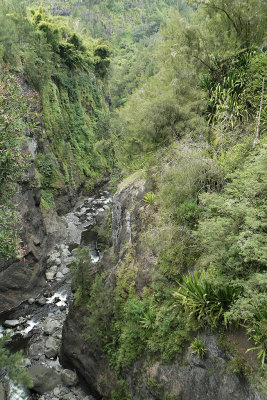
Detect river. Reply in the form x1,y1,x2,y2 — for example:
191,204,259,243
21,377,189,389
0,188,112,400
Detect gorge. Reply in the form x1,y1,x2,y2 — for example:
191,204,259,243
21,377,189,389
0,0,266,399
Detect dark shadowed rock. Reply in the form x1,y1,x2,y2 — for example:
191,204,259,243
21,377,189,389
60,305,116,399
0,184,66,314
60,369,78,387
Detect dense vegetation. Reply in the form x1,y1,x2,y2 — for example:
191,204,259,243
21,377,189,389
0,0,266,397
68,0,267,396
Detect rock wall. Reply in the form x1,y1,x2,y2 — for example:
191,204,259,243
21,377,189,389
61,175,267,400
0,178,67,315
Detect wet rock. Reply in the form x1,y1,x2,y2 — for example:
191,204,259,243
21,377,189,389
28,365,61,394
43,317,61,335
36,297,46,306
45,337,58,358
62,267,69,275
61,369,78,387
3,319,20,328
28,341,43,359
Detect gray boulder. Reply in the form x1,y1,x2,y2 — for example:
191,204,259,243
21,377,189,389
60,369,78,387
43,318,61,335
28,365,61,394
3,319,20,328
45,337,58,358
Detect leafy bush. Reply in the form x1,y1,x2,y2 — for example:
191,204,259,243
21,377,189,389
190,337,207,358
144,192,156,205
197,145,267,278
36,154,57,188
0,334,33,388
70,247,93,305
174,272,241,326
247,306,267,368
0,72,32,259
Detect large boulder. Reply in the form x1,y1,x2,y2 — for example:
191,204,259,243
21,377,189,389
27,365,61,394
45,337,59,359
43,318,61,335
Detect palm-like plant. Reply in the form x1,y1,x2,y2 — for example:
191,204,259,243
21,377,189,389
247,306,267,368
173,272,240,326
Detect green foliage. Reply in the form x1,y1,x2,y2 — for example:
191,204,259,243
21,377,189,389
70,247,93,305
93,210,112,250
0,334,33,388
228,354,252,377
111,379,132,400
173,200,201,228
174,272,241,326
188,0,265,49
190,337,207,357
244,52,267,123
0,71,33,259
247,306,267,368
143,192,156,205
0,3,112,193
94,42,111,78
36,153,57,188
197,145,267,278
40,189,55,211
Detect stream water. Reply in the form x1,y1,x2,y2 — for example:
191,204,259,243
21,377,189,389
0,188,112,400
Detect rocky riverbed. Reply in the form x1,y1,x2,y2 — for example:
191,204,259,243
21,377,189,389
0,188,112,400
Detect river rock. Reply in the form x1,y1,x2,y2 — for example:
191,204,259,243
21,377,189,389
43,317,61,335
48,252,60,262
28,297,35,304
36,297,46,306
46,271,56,281
62,267,69,275
28,365,61,394
56,272,64,279
3,319,20,328
60,369,78,387
45,337,58,358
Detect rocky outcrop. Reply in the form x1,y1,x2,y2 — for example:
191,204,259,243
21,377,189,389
61,304,116,399
125,333,266,400
61,175,267,400
0,179,68,315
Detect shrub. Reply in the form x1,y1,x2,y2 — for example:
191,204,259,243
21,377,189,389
144,192,156,205
190,337,207,358
173,272,241,326
247,306,267,368
70,247,93,305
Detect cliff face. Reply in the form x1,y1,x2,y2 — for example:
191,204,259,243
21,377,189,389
0,154,67,315
61,175,267,400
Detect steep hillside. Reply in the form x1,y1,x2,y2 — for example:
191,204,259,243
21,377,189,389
0,0,266,399
0,2,111,311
